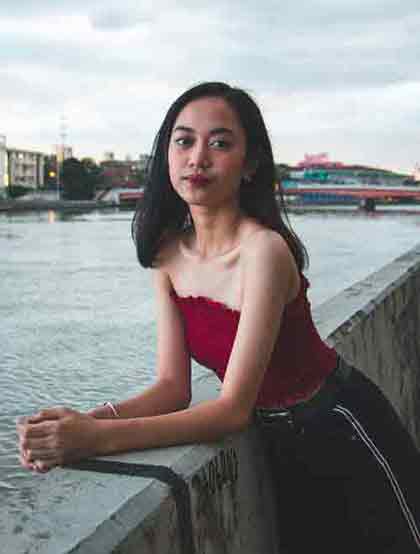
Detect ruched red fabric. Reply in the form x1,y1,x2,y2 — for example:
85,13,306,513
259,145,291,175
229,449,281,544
171,275,337,408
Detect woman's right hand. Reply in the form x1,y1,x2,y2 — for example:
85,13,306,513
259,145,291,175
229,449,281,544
16,408,101,473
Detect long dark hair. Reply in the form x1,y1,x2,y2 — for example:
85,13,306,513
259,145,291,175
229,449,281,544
132,82,308,270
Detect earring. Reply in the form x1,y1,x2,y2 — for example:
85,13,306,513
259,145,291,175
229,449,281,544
243,174,252,184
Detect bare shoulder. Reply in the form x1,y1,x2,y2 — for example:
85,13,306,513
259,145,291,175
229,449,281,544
240,228,300,301
241,227,295,267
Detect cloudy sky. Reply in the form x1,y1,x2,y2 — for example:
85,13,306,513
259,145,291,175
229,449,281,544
1,0,419,173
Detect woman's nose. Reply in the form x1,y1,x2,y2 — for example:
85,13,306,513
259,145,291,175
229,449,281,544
188,142,210,169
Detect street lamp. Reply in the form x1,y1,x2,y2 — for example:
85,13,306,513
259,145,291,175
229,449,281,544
48,170,57,199
56,156,61,200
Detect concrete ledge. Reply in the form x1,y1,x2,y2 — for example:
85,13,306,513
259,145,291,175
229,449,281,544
314,242,420,447
6,376,279,554
5,242,420,553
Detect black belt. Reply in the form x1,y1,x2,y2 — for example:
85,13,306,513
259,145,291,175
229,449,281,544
255,356,353,429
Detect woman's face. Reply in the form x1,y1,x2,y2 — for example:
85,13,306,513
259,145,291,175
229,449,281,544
168,96,249,209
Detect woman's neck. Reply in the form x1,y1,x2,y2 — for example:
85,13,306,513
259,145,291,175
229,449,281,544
188,206,244,260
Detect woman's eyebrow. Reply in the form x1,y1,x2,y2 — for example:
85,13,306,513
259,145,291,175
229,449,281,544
173,125,194,133
209,127,234,136
172,125,234,136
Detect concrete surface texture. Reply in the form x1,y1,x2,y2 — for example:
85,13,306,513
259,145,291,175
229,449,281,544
315,242,420,448
4,242,420,553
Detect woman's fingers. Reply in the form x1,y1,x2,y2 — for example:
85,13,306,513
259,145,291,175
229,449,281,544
33,459,59,473
17,411,66,470
18,453,59,473
18,453,36,471
18,420,57,457
16,408,97,471
17,409,75,446
20,434,53,452
19,421,55,440
18,420,68,463
18,407,71,426
24,446,60,462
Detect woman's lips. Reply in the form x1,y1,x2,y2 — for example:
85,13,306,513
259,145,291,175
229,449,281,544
186,174,210,186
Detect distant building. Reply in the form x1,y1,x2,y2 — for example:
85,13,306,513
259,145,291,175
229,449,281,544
100,158,140,188
103,151,115,162
414,163,420,182
0,135,7,194
7,148,45,188
293,153,408,187
297,152,344,169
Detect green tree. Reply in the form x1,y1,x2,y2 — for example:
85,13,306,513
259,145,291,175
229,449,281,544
61,157,95,200
275,163,292,181
8,185,33,199
81,157,104,190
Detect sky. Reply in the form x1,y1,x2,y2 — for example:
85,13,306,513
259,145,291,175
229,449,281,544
1,0,419,174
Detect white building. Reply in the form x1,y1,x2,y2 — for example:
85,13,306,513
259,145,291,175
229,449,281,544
0,135,7,195
7,148,45,188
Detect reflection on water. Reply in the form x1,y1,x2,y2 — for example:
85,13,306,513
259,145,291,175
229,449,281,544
1,207,420,512
47,209,56,224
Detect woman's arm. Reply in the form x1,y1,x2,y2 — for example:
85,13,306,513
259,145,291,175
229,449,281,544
92,231,297,453
88,379,189,419
89,270,192,419
18,232,297,468
17,267,192,470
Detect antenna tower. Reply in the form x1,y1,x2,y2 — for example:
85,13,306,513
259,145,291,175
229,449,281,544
56,115,68,199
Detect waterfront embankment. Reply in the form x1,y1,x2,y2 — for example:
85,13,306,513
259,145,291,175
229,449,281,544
3,242,420,553
0,199,118,213
1,196,419,214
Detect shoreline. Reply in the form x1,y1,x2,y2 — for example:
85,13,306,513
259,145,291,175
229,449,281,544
1,198,419,216
0,199,119,213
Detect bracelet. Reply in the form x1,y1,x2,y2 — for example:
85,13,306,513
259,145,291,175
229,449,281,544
103,401,120,418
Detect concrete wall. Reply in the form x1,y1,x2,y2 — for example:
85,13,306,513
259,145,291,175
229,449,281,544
0,134,6,193
5,243,420,554
314,242,420,448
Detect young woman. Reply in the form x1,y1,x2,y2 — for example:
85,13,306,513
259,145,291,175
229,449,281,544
17,82,420,552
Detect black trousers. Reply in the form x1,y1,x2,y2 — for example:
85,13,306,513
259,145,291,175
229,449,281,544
261,367,420,553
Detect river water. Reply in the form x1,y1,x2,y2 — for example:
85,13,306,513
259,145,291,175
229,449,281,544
1,206,420,517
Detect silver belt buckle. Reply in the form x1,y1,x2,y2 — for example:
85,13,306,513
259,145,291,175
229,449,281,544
258,409,294,428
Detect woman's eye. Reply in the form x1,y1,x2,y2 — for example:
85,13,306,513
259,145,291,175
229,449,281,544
174,136,193,147
210,139,230,149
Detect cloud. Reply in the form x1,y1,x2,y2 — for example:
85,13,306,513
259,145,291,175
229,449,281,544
0,0,419,172
261,80,420,170
88,7,153,31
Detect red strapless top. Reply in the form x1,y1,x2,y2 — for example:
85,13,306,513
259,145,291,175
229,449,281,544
171,275,337,408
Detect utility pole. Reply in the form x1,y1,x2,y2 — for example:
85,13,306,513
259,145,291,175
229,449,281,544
57,115,67,200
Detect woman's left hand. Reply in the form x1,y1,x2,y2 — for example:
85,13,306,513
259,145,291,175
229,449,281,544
17,408,99,473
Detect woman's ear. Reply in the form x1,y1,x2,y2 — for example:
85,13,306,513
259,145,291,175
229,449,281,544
243,159,258,182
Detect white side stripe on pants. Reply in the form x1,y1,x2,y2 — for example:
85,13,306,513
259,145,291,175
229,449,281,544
333,404,420,549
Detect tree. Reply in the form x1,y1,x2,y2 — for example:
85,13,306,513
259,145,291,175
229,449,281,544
81,157,104,190
61,157,96,200
275,163,292,182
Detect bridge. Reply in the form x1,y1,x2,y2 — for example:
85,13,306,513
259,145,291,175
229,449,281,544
101,184,420,212
281,183,420,211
